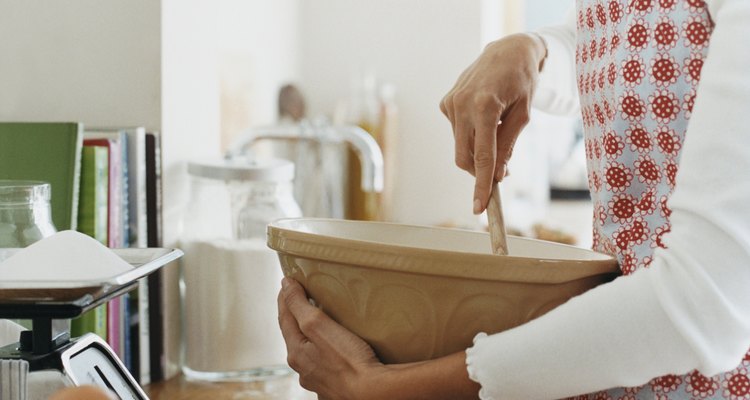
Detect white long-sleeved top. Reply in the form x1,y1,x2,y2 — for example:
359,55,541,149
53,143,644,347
465,1,750,399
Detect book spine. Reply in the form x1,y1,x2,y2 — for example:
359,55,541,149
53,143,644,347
146,132,165,382
122,292,131,371
69,124,84,231
138,278,151,384
126,127,151,384
72,145,109,339
107,297,122,358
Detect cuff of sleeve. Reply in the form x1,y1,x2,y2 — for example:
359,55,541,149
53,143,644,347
466,332,493,400
531,31,579,116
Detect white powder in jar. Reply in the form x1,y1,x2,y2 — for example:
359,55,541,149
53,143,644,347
181,237,287,375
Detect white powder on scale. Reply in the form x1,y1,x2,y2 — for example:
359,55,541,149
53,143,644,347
180,237,287,375
0,230,132,283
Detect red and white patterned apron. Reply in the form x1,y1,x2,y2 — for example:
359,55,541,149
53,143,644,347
573,0,750,398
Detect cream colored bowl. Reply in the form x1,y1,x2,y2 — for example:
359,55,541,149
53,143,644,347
267,218,619,364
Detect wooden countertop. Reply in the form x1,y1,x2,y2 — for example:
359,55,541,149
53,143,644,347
144,373,317,400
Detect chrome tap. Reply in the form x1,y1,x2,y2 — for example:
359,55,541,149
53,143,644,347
227,122,384,193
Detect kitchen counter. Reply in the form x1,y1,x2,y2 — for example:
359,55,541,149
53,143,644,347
144,373,316,400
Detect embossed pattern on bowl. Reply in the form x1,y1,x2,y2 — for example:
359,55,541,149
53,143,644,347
267,218,619,364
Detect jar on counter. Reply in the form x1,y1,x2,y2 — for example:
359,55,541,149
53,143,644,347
0,180,58,330
180,158,301,382
0,180,56,248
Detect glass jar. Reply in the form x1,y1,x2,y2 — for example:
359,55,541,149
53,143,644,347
0,180,57,330
0,180,56,248
180,158,301,382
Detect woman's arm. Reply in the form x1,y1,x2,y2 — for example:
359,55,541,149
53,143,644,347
467,1,750,398
280,2,750,399
533,8,580,116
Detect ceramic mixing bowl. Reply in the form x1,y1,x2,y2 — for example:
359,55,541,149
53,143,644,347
267,218,619,364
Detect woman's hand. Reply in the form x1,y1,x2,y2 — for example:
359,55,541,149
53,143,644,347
278,277,385,399
440,33,547,214
278,277,482,399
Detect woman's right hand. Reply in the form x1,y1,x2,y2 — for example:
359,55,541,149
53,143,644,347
440,33,547,215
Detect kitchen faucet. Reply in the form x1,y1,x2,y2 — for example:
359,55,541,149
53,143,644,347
226,121,385,219
226,122,384,193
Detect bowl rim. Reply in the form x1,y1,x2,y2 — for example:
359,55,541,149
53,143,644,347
267,218,620,284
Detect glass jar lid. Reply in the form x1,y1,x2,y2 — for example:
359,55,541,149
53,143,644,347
187,157,295,182
0,180,51,205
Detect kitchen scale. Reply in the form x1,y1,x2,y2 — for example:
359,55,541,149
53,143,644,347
0,247,182,399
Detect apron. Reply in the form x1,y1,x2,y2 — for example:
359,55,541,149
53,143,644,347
572,0,750,398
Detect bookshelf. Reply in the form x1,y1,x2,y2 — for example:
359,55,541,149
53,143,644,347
0,123,169,387
0,0,221,383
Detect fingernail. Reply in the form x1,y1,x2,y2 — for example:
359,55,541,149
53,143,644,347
473,199,482,215
281,277,289,288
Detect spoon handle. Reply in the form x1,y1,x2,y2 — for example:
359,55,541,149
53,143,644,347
487,183,509,255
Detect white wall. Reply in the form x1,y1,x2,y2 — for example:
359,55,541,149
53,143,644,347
297,0,503,227
161,0,222,245
216,0,300,149
161,0,222,378
0,0,223,246
0,0,161,129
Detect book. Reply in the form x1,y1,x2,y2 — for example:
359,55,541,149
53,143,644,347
83,135,127,249
83,131,129,361
123,127,151,385
82,138,117,249
122,291,131,371
124,127,148,249
0,122,83,231
146,132,165,382
71,145,109,339
76,146,109,244
87,128,152,383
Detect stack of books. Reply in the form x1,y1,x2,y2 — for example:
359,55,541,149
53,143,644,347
0,122,167,384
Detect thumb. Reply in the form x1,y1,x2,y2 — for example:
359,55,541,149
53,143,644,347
281,277,314,319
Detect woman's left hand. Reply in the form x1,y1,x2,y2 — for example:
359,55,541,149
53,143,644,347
277,277,386,399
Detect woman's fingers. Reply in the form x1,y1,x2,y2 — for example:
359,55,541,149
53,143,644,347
277,279,309,356
454,118,475,174
472,114,500,214
277,277,383,398
495,101,531,181
439,34,545,213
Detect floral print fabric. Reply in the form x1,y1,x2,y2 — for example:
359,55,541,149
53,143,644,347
574,0,750,398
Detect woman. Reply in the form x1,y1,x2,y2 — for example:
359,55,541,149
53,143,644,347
278,0,750,398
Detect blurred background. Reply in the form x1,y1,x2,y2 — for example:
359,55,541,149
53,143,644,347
0,0,596,387
0,0,590,248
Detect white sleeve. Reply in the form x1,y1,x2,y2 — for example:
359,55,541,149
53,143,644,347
466,1,750,399
532,8,579,117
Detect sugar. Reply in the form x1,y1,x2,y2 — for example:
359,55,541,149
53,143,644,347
181,237,287,374
0,230,133,283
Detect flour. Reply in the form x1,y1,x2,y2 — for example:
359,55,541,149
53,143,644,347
180,237,287,375
0,230,132,283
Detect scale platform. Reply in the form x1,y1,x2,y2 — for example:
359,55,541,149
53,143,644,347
0,247,183,400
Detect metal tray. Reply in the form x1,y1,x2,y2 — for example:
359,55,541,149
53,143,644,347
0,248,182,318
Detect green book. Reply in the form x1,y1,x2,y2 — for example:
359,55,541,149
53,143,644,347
77,146,109,244
0,122,83,231
71,145,109,339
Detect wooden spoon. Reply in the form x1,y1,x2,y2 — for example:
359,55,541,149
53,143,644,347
486,182,509,255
